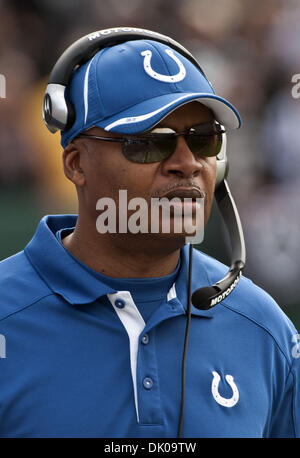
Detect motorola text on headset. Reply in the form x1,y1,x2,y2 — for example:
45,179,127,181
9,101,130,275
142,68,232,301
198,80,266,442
42,26,246,436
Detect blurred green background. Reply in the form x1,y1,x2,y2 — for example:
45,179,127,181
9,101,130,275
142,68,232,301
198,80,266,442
0,0,299,328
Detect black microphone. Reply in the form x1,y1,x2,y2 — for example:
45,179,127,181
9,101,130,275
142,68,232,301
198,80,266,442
192,179,246,310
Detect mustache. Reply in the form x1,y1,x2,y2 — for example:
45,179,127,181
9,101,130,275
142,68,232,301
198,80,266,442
150,180,206,199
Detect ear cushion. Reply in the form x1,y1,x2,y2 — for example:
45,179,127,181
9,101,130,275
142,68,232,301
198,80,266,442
64,98,75,131
43,83,71,133
43,93,52,125
216,159,229,188
215,130,228,188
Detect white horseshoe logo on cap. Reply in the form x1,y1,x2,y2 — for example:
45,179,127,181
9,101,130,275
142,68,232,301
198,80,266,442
211,371,239,407
141,49,186,83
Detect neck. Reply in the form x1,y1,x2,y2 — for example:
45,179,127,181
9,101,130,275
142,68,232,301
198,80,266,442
62,213,183,278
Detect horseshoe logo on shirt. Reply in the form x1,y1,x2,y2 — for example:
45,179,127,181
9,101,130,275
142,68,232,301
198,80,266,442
211,371,239,407
141,49,186,83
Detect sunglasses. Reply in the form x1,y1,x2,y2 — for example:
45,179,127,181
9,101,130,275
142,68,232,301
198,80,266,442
77,122,225,164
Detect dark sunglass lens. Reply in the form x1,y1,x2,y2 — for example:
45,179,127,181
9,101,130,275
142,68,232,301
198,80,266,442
187,133,223,157
122,138,176,163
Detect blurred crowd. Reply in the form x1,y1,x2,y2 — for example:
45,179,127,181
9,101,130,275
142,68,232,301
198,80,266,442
0,0,299,319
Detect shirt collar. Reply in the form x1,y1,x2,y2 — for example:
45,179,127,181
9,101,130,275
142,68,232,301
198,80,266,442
24,215,117,304
24,215,213,317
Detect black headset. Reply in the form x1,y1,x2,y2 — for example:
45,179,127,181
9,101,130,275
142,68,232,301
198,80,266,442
43,26,246,436
43,27,205,133
43,26,246,309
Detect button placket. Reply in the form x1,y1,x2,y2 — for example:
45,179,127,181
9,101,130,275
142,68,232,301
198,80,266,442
107,291,146,423
137,327,163,425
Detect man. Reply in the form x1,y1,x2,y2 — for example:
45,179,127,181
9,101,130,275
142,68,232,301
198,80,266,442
0,29,299,438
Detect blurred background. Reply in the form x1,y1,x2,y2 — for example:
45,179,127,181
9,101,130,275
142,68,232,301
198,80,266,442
0,0,299,327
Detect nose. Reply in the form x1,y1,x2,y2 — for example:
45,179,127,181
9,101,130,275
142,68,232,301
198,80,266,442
161,136,204,179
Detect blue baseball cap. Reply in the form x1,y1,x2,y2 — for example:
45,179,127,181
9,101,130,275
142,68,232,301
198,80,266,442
61,39,241,147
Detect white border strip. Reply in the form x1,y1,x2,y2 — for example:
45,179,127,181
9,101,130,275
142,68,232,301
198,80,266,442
107,291,145,423
83,57,96,124
167,283,177,301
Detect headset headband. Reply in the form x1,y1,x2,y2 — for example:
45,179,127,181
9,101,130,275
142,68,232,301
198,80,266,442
43,27,207,134
47,27,206,86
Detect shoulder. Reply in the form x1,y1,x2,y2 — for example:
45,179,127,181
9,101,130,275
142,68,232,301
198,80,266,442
0,251,52,321
194,248,297,360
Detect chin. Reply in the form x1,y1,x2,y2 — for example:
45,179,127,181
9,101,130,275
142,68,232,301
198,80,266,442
143,231,193,249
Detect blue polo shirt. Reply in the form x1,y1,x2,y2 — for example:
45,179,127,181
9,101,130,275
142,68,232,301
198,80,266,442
0,215,299,438
55,227,181,323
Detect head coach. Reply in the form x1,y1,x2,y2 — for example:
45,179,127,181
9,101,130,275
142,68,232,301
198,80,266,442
0,27,299,438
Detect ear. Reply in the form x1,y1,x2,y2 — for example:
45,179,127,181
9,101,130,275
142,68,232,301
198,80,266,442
63,142,85,187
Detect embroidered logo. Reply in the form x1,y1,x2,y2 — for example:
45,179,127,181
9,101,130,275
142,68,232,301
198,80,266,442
211,371,239,407
141,49,186,83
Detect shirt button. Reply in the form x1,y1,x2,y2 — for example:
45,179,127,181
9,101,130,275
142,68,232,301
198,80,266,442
114,298,126,309
143,377,154,390
141,334,149,345
169,302,177,311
